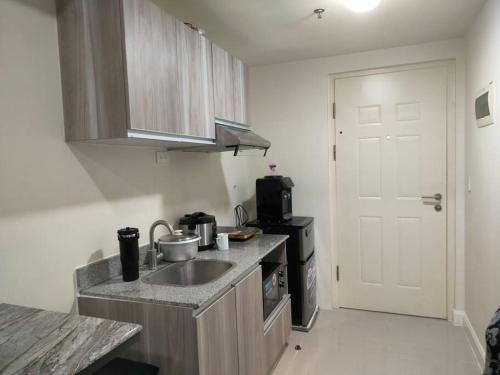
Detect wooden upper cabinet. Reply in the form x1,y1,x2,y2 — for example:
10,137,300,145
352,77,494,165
56,0,129,141
211,43,249,126
176,21,215,139
232,57,248,125
122,0,181,134
212,43,235,122
57,0,215,142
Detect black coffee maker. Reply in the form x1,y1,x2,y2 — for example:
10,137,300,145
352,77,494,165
256,176,294,223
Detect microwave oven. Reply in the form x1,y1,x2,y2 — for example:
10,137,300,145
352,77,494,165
261,261,286,321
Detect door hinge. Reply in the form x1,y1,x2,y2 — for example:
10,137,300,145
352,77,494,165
333,144,336,161
332,103,336,119
336,265,340,282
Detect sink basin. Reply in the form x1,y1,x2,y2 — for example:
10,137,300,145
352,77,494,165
142,259,235,286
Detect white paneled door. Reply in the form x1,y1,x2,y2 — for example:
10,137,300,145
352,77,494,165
335,66,448,318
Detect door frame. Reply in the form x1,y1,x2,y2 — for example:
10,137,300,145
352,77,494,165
328,60,457,320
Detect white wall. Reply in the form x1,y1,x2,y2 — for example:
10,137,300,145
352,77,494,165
249,39,466,310
0,0,252,313
464,0,500,351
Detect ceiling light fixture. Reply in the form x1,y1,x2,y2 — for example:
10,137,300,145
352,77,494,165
313,8,325,19
342,0,381,13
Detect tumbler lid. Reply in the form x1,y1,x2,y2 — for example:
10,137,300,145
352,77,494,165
117,227,140,240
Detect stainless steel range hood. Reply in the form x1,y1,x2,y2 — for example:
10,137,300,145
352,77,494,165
182,123,271,156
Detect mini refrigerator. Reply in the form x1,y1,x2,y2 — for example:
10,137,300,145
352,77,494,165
247,216,319,331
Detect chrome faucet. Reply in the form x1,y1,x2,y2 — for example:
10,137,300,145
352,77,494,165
149,220,175,270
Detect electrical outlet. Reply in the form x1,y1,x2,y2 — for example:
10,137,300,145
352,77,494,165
156,151,169,164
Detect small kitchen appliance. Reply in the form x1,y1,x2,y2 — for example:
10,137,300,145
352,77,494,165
261,261,287,321
117,227,140,282
256,176,294,223
179,212,217,250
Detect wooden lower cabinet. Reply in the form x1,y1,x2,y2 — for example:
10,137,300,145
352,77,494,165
263,298,292,375
78,296,198,375
196,289,239,375
235,267,265,375
78,266,290,375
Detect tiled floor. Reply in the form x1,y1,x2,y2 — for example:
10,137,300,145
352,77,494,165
273,309,482,375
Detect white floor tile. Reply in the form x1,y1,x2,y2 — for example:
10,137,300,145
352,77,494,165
272,309,482,375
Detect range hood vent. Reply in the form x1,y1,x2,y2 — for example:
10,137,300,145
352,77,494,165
182,123,271,156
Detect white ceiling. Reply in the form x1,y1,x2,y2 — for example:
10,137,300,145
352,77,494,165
156,0,486,65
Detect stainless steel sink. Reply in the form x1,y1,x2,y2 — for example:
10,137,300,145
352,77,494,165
142,259,235,286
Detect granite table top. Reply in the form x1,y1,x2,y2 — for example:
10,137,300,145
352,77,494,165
0,303,142,375
79,234,288,311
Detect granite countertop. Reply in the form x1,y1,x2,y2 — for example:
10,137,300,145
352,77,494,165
0,303,142,375
79,234,288,311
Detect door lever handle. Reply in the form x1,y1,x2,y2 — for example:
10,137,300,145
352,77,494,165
421,193,442,201
421,193,443,212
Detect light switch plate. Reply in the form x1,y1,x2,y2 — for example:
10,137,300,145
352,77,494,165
156,151,169,164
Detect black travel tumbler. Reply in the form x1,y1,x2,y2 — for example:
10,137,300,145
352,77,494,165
117,227,140,282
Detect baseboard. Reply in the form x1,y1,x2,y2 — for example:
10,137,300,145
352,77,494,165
463,312,485,372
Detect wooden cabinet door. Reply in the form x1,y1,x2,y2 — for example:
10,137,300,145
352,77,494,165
78,296,198,375
263,298,292,375
212,44,249,126
196,288,238,375
122,0,181,134
212,43,235,122
176,22,215,139
235,267,265,375
56,0,129,141
232,57,248,125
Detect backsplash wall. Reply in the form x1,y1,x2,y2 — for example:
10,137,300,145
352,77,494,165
0,0,252,313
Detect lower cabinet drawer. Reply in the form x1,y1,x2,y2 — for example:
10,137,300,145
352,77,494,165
263,297,292,375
